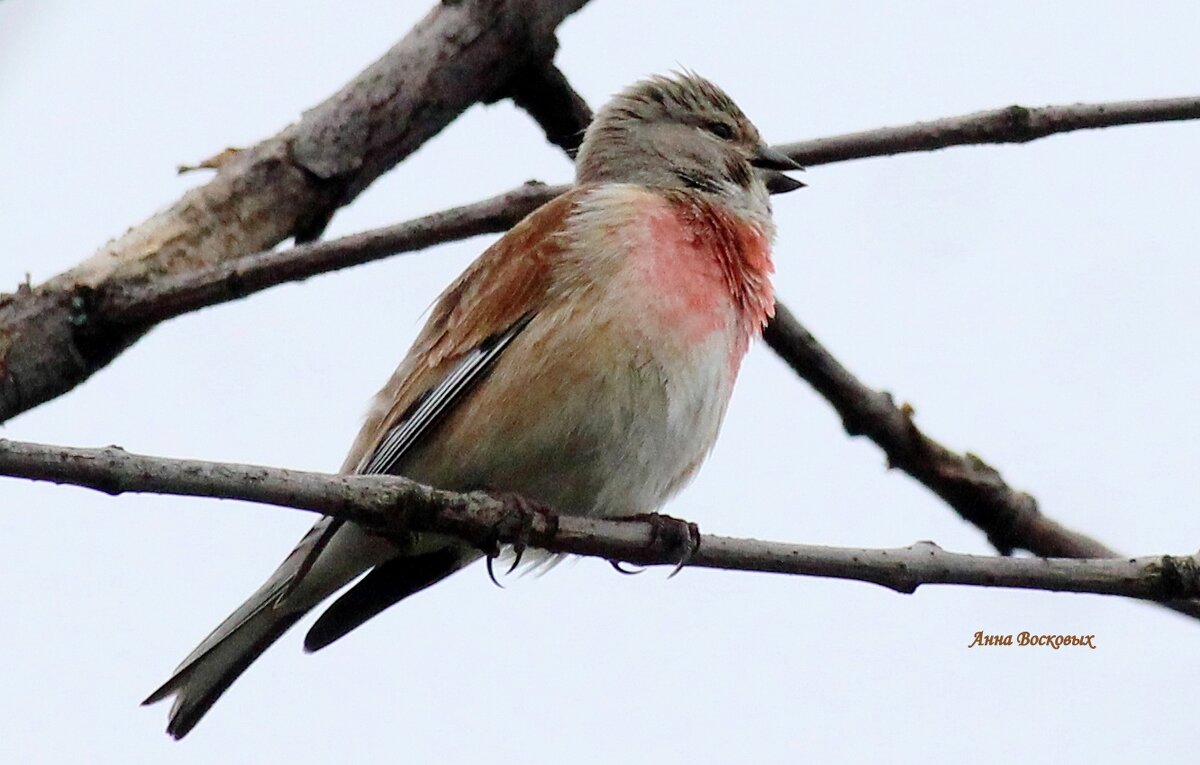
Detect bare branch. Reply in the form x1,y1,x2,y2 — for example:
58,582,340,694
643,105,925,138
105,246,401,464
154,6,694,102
16,89,1186,610
5,67,1198,620
97,183,565,326
762,304,1108,558
777,97,1200,165
506,81,1200,620
498,70,1109,561
2,438,1198,603
762,304,1200,622
508,60,593,156
0,0,590,423
5,93,1196,425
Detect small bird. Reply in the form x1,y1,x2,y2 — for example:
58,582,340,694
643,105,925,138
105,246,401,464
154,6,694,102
144,72,803,738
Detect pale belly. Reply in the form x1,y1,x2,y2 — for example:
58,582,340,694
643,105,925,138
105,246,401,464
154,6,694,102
399,299,740,520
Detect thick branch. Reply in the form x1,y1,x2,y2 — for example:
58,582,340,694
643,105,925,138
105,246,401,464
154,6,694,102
2,438,1198,603
0,0,589,422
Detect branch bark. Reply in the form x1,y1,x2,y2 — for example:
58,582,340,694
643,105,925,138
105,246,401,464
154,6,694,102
2,438,1198,603
96,183,564,326
776,98,1200,165
508,60,594,156
0,0,590,423
756,305,1200,622
761,304,1109,558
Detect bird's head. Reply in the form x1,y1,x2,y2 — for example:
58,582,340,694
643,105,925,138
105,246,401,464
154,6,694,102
575,72,804,215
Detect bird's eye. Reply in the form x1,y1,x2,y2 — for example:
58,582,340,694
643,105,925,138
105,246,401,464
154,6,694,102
706,121,735,140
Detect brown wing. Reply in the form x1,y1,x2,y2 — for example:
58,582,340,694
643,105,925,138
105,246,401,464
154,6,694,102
340,188,582,476
288,190,585,650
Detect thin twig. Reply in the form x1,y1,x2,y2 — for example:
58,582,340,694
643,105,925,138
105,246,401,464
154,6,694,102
2,438,1198,602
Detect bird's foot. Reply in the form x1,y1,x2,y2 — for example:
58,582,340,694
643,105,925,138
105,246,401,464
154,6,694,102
627,512,701,578
481,491,559,583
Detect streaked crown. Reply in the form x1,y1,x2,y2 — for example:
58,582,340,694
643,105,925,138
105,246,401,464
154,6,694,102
575,72,803,208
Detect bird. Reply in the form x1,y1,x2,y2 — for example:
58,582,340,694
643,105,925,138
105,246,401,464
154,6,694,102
143,71,804,738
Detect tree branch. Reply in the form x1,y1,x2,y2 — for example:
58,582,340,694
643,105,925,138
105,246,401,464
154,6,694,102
2,438,1198,603
495,72,1200,620
6,54,1199,616
508,60,593,156
761,304,1109,558
0,0,591,423
32,92,1193,605
776,97,1200,164
758,304,1200,623
95,183,565,326
5,93,1196,425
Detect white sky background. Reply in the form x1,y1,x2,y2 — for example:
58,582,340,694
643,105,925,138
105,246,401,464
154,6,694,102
1,0,1198,761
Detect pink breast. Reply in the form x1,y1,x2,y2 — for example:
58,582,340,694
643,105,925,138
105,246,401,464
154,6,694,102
633,197,775,349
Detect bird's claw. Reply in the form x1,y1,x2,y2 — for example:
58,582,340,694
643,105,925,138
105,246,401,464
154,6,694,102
481,491,559,583
506,545,525,576
480,525,505,589
629,512,701,578
485,554,505,589
609,560,644,575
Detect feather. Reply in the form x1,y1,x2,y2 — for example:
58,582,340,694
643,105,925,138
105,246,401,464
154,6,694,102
358,314,534,476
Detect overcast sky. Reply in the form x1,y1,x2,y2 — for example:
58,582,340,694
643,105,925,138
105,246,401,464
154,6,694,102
2,1,1198,762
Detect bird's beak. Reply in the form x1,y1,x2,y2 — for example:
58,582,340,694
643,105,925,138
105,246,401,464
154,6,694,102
750,145,806,194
